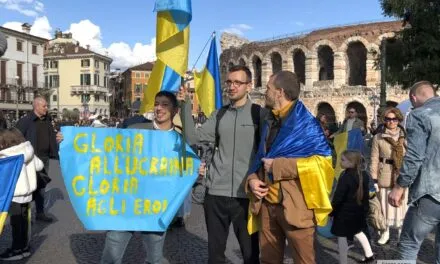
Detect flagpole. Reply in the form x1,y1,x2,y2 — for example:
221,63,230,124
179,32,216,173
188,31,215,75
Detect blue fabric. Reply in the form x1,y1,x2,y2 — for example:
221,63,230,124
347,128,364,153
0,155,24,212
155,0,192,32
161,65,181,92
248,101,331,181
205,36,222,110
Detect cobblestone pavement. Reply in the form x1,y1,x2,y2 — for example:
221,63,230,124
0,160,436,263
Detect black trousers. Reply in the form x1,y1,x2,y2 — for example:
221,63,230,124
34,157,50,214
204,194,259,264
9,202,30,250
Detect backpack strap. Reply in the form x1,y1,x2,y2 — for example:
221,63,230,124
215,105,229,148
250,104,262,152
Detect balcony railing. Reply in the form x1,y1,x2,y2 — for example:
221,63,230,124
71,85,109,94
0,78,45,89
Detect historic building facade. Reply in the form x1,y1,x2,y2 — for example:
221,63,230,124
219,21,407,127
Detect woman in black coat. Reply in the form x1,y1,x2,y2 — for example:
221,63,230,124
330,150,375,264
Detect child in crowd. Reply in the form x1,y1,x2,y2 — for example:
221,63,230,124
330,150,375,264
0,128,43,261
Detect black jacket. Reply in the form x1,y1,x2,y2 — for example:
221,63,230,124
15,112,59,159
330,168,369,238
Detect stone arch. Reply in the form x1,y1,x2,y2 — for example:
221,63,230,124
386,100,398,108
345,101,368,130
313,39,338,54
238,57,247,66
270,52,283,74
339,36,370,53
346,41,367,86
376,32,396,46
316,102,337,125
292,49,306,85
317,45,334,81
251,54,263,88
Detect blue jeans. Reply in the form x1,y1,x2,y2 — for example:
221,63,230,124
399,195,440,263
100,231,166,264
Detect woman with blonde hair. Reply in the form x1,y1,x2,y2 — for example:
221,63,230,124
369,107,407,244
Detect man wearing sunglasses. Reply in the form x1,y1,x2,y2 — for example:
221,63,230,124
337,107,365,134
178,65,264,263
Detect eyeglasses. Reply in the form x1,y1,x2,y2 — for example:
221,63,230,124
384,117,399,122
348,111,356,114
225,80,249,87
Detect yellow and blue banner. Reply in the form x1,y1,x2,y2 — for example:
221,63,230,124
247,101,334,233
194,35,222,116
140,0,192,113
59,127,200,231
333,128,364,179
0,154,24,234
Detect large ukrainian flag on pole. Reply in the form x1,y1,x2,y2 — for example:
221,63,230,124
194,34,222,116
0,155,24,234
140,0,192,113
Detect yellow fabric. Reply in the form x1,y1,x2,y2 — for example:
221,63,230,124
0,212,7,234
140,11,190,112
297,155,335,226
194,69,215,117
333,131,349,179
247,199,260,235
264,175,281,204
271,101,294,118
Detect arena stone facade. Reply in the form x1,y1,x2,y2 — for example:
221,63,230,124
219,21,408,126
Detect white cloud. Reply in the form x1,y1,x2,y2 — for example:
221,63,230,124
294,21,305,26
0,0,44,17
2,16,52,39
221,23,253,36
3,15,156,69
65,19,156,69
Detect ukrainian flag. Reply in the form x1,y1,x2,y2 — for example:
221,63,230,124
194,34,222,116
333,128,364,178
0,154,24,234
140,0,192,113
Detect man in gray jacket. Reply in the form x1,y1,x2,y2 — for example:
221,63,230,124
179,65,262,263
388,81,439,262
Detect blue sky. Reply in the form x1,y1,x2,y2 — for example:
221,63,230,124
0,0,393,69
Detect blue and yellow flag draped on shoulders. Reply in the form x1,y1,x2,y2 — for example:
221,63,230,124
194,34,222,116
333,128,364,179
59,127,200,232
248,101,334,233
140,0,192,113
0,155,24,234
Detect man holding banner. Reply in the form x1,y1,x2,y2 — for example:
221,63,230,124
179,65,263,264
246,71,334,264
99,91,182,264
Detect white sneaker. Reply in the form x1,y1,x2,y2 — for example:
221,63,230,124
378,230,390,245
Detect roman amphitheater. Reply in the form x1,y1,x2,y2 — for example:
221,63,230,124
219,21,407,127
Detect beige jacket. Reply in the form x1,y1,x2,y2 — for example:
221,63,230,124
369,128,406,188
245,158,315,229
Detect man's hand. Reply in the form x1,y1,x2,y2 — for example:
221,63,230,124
176,86,187,102
388,184,405,207
249,179,268,199
262,158,274,173
56,132,63,144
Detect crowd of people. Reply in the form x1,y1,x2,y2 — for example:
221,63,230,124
0,65,439,264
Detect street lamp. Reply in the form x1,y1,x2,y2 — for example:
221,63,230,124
14,75,20,120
